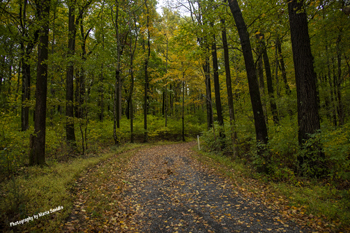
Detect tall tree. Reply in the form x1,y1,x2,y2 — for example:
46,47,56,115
29,0,50,166
227,0,268,156
260,33,279,125
211,31,225,142
144,0,151,143
113,0,121,144
288,0,323,173
66,0,77,148
221,5,238,156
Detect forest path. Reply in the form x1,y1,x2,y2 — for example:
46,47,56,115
63,142,309,232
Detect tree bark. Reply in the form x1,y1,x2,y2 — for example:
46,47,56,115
66,0,77,148
276,36,291,96
257,43,267,124
113,0,121,144
336,35,344,126
221,16,238,156
29,0,50,166
288,0,324,174
212,35,224,128
211,33,225,147
261,35,279,125
144,0,151,142
228,0,268,155
204,52,213,130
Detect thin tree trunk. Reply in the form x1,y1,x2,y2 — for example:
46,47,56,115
211,32,225,147
204,53,213,130
66,1,77,148
182,78,185,142
165,36,168,127
144,0,151,142
257,44,267,124
261,35,279,125
113,0,121,144
228,0,268,158
221,15,238,156
336,35,344,126
276,36,291,96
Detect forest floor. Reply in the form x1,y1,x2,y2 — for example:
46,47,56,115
61,142,319,232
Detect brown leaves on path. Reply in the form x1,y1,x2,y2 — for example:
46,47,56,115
120,142,309,232
62,142,312,232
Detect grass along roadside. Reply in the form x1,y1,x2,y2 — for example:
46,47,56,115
0,142,143,232
191,148,350,232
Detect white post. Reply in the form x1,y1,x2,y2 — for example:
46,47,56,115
197,135,200,150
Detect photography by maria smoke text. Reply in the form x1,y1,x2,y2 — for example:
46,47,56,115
9,206,63,227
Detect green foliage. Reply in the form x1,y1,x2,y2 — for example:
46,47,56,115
0,112,31,176
319,123,350,181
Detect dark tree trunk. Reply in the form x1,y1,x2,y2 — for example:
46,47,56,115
99,65,104,121
169,84,173,116
113,0,121,145
228,0,268,155
98,18,105,121
144,0,151,142
21,54,30,131
336,35,344,126
276,36,291,95
129,29,137,142
257,44,267,124
261,35,279,125
29,0,50,166
182,79,185,142
211,35,224,128
66,1,77,148
288,0,324,174
204,53,213,130
77,20,88,119
162,91,165,116
211,33,225,148
221,15,238,156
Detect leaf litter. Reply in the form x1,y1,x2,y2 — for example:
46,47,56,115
62,142,319,232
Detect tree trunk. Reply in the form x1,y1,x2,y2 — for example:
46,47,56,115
165,37,168,127
288,0,324,175
66,1,77,148
21,52,30,131
221,16,238,156
261,35,279,125
144,0,151,142
29,0,50,166
211,33,225,147
276,35,291,96
182,76,185,142
113,0,121,144
228,0,268,156
336,35,344,126
204,53,213,130
257,44,267,124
